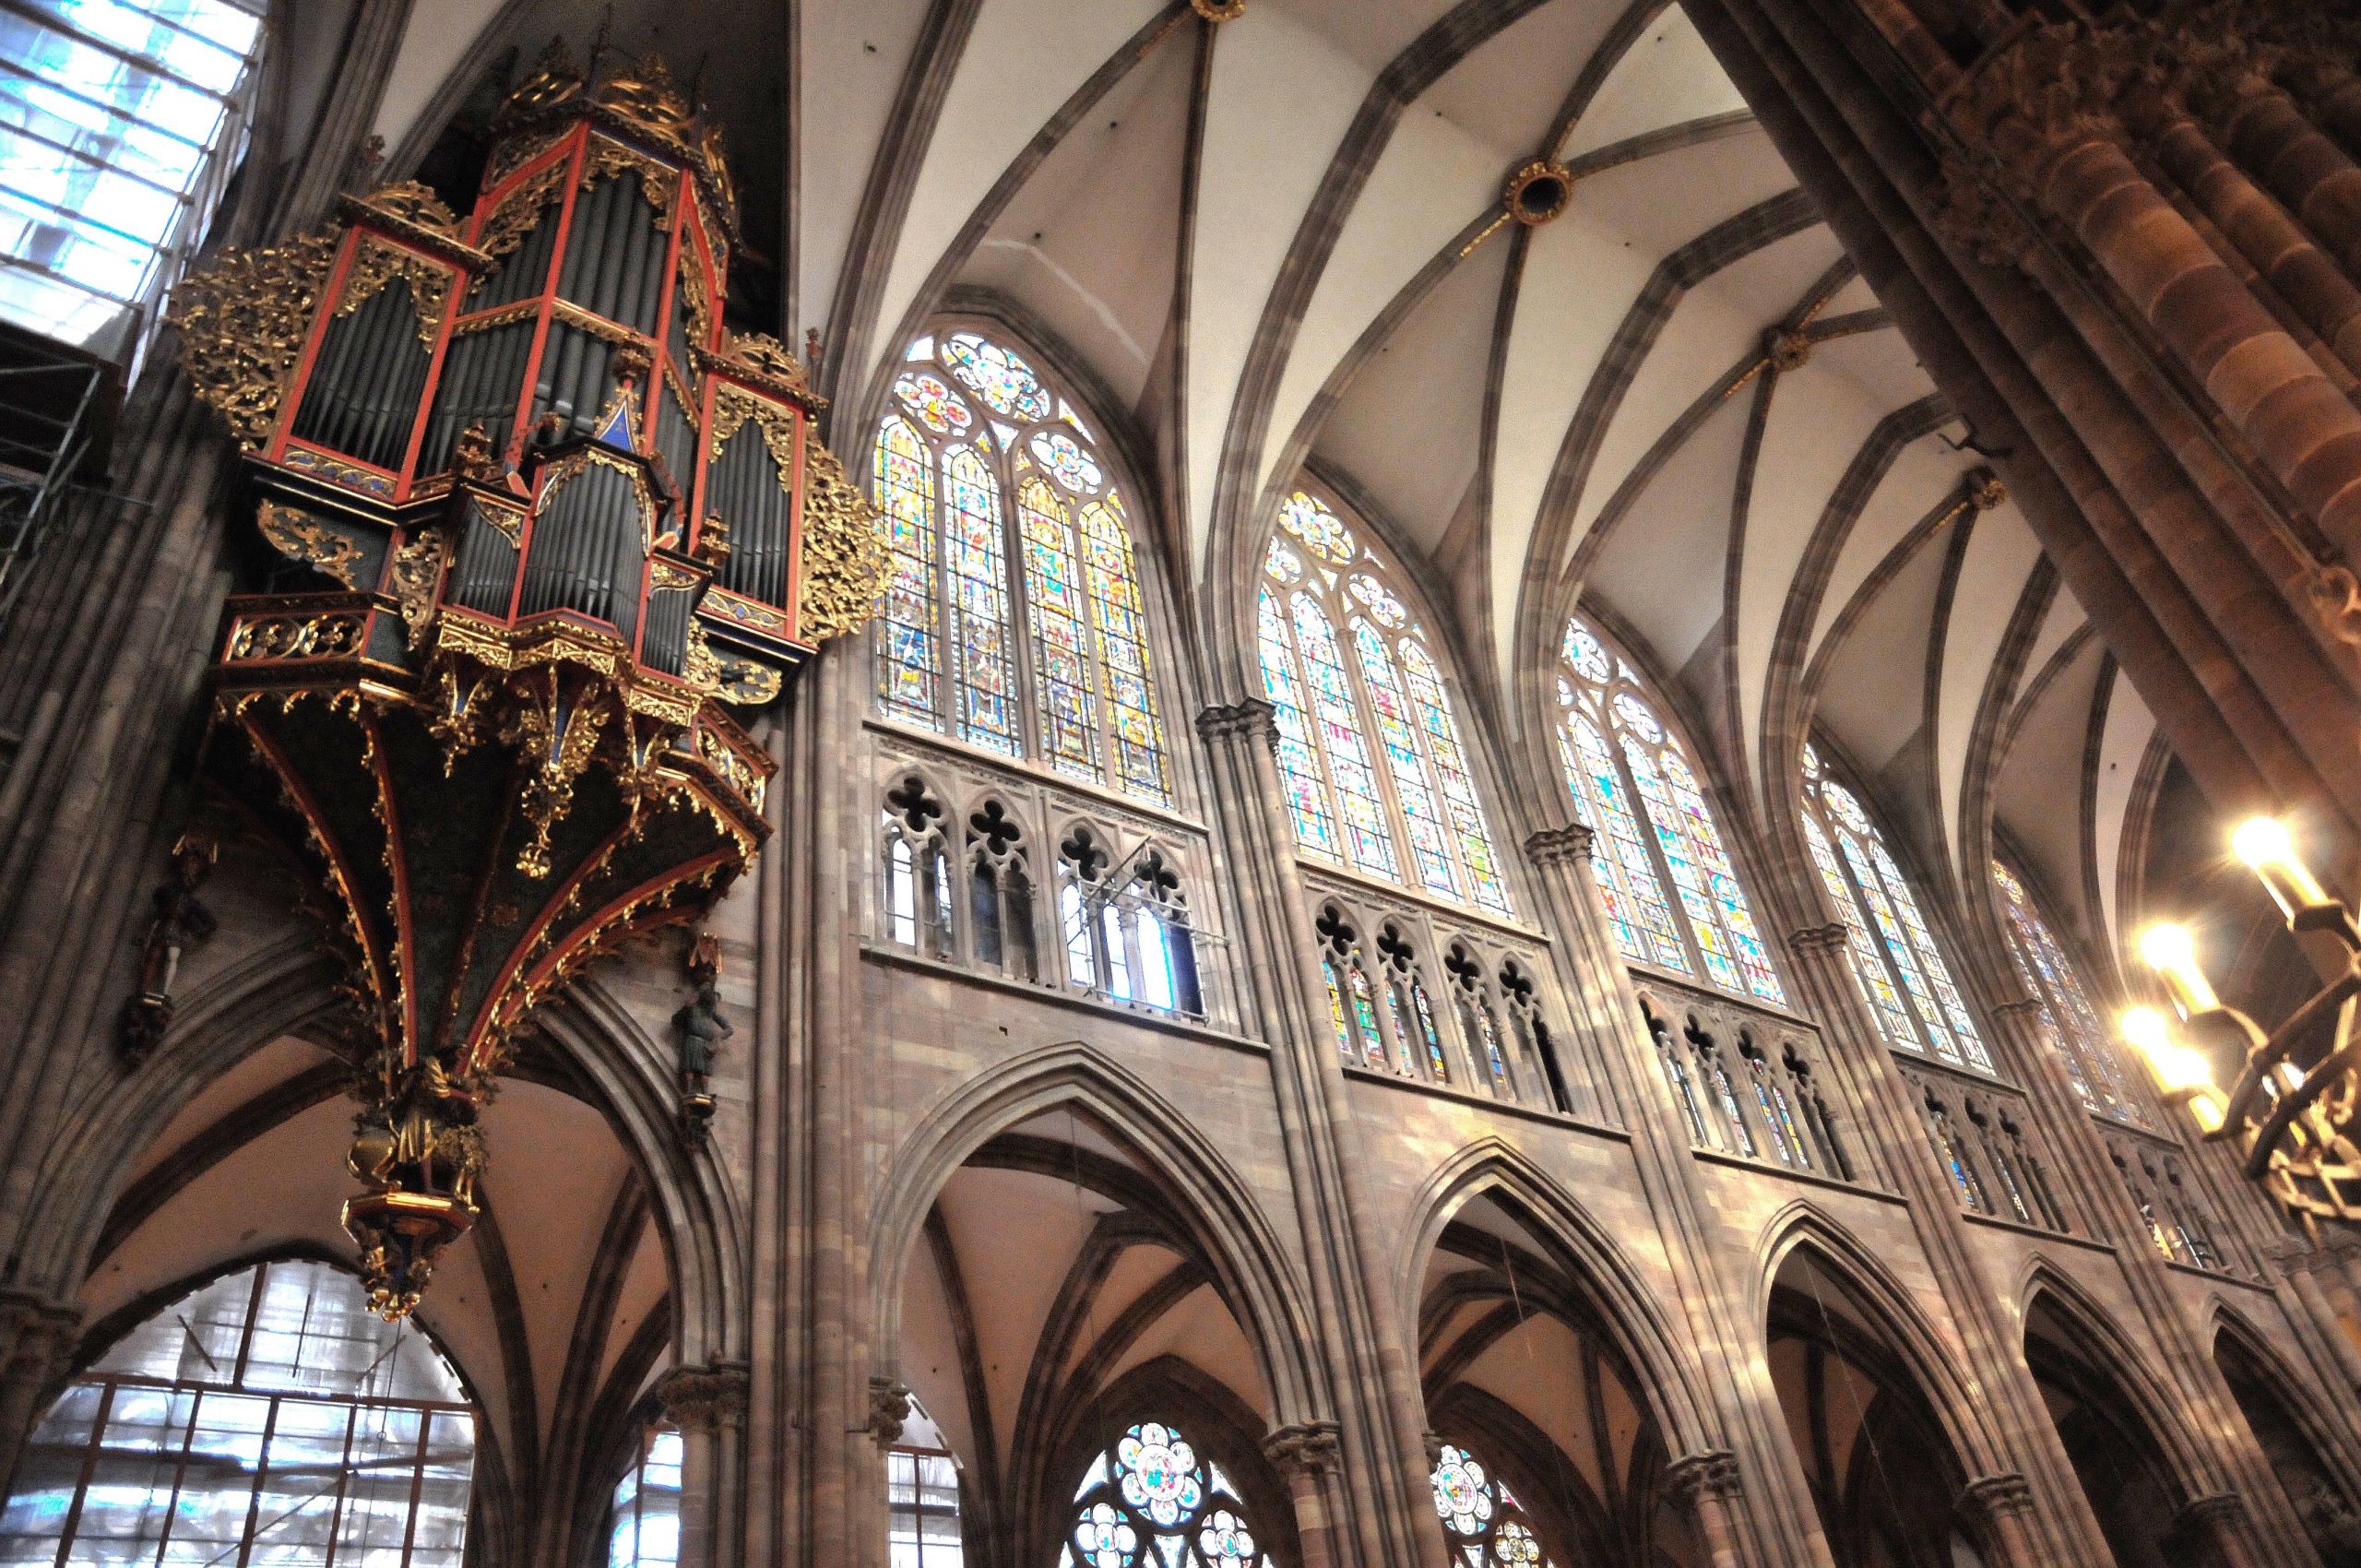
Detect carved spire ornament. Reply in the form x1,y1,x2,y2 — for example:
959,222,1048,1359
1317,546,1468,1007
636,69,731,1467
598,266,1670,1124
170,43,885,1317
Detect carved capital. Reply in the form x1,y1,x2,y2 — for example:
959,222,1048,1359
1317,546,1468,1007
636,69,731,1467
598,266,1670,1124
1261,1420,1342,1479
867,1374,914,1448
1990,997,2047,1020
1956,1472,2035,1524
0,1289,80,1379
1663,1449,1743,1504
655,1362,750,1431
1786,921,1849,956
1195,699,1277,753
1525,824,1596,868
2174,1492,2251,1538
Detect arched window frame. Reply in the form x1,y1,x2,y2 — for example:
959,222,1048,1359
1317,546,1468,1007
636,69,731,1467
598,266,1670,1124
965,795,1039,982
1797,742,1995,1074
881,773,955,959
873,323,1179,807
1554,611,1786,1004
1055,823,1202,1016
1254,483,1513,917
1430,1439,1572,1568
1057,1417,1273,1568
1988,853,2154,1128
5,1256,477,1568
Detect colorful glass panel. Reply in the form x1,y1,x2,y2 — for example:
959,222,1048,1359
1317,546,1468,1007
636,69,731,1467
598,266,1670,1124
1399,640,1510,915
1258,587,1341,856
874,415,939,727
1993,860,2146,1123
1347,961,1386,1070
872,330,1171,802
941,331,1052,421
1430,1443,1562,1568
1556,612,1779,1000
1277,490,1355,564
1353,619,1459,898
1322,957,1355,1063
1870,837,1990,1070
1290,592,1398,877
1059,1421,1268,1568
1802,813,1921,1051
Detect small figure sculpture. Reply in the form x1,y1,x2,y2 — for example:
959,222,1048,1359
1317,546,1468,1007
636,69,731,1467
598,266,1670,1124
674,932,732,1138
119,828,220,1064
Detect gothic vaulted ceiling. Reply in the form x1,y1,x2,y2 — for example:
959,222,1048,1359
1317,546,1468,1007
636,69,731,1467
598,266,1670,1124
363,0,2161,969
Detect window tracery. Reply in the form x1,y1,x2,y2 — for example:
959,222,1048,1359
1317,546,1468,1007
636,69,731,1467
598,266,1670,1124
883,774,954,958
1798,744,1993,1073
1255,489,1510,914
874,328,1172,804
1555,613,1783,1004
1057,827,1200,1016
967,798,1038,981
4,1260,473,1566
1430,1442,1561,1568
1060,1420,1268,1568
1990,858,2150,1127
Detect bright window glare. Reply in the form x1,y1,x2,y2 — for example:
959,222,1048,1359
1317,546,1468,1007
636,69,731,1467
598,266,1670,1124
0,0,261,354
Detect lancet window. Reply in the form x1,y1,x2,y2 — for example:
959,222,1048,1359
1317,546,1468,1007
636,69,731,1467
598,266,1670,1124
609,1425,682,1567
0,0,263,353
967,798,1038,982
1555,612,1783,1004
1430,1442,1563,1568
874,328,1173,804
1990,858,2150,1126
1057,827,1200,1016
1255,489,1510,915
887,1444,965,1568
1060,1420,1269,1568
3,1259,474,1566
1798,744,1993,1072
882,775,954,958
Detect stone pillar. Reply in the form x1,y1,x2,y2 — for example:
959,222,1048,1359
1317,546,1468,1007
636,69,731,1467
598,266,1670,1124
0,1289,76,1498
1262,1420,1347,1568
2171,1492,2267,1568
1194,700,1451,1568
2272,1239,2361,1399
658,1361,752,1568
1662,1450,1748,1568
1954,1474,2044,1568
2201,66,2361,282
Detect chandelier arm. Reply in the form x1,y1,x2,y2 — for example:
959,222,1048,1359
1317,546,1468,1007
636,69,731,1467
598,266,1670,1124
2242,1007,2361,1182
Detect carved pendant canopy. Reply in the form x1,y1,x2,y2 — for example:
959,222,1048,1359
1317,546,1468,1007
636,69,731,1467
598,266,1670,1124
173,41,881,1315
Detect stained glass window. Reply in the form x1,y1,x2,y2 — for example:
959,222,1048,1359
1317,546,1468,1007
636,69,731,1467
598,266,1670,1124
1254,488,1510,914
1058,1420,1269,1568
1799,743,1993,1072
4,1260,474,1567
873,329,1172,803
1554,612,1783,1002
1992,858,2151,1126
1430,1443,1561,1568
0,0,264,357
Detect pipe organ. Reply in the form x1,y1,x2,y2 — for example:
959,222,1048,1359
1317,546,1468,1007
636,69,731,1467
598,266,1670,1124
168,43,882,1316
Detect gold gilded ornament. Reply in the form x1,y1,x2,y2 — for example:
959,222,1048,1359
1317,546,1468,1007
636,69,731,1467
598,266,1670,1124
338,237,453,347
796,440,889,643
170,233,339,449
256,502,364,588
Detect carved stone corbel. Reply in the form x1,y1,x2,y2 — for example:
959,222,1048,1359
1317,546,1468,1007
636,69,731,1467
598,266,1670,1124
1955,1471,2035,1537
656,1362,750,1431
1786,921,1849,956
1663,1448,1743,1504
1261,1420,1342,1479
867,1375,913,1448
1194,699,1278,753
1524,824,1596,868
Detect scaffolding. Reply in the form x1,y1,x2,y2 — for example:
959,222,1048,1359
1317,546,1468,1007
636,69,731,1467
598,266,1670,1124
0,323,113,636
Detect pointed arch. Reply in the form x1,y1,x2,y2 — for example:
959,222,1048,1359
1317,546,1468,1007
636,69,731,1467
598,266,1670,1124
2016,1265,2215,1504
1397,1137,1718,1455
872,321,1180,805
2209,1303,2361,1550
1756,1203,2005,1479
867,1041,1323,1424
1254,483,1513,914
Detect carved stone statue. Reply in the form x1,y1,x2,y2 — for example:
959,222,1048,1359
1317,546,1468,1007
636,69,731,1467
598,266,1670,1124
118,828,220,1064
674,932,731,1135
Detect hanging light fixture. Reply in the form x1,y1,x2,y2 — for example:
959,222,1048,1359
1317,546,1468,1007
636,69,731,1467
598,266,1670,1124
2121,817,2361,1229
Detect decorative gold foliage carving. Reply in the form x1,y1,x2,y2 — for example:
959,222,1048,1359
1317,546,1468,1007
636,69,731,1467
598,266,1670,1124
717,330,813,398
474,158,569,266
340,237,452,346
257,503,364,588
675,253,712,355
708,383,798,469
797,440,889,643
355,181,462,237
585,135,678,232
170,232,339,450
390,529,445,643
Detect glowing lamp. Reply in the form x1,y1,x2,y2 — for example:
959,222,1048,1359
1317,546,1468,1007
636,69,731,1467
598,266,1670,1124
2231,815,2329,920
2137,922,2219,1017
